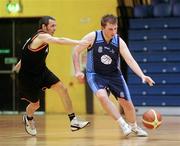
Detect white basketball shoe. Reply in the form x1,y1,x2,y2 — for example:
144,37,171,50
70,117,90,131
131,126,148,137
23,114,37,136
120,123,133,136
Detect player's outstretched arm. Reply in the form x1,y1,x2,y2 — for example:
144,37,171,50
38,33,89,46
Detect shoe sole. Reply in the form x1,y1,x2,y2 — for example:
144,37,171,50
131,130,148,137
71,121,90,132
124,131,134,137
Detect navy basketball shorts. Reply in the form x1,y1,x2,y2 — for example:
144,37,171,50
86,72,132,101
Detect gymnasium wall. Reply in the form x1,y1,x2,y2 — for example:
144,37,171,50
0,0,118,114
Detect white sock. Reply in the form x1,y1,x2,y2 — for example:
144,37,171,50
117,117,127,126
129,122,137,129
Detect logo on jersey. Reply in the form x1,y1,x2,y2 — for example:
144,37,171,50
101,55,112,65
98,46,103,53
104,46,110,50
98,46,115,54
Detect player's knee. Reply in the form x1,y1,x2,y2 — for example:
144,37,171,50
120,99,134,111
126,102,134,111
97,94,108,104
53,82,68,92
62,86,68,92
59,84,68,93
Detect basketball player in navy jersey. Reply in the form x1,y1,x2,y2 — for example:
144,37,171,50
13,16,90,136
73,14,155,137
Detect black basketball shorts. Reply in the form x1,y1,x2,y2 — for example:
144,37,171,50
18,67,60,102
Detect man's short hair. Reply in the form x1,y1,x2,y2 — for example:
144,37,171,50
39,16,55,29
101,14,118,27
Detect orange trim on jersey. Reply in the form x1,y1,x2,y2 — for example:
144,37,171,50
31,34,38,42
31,31,46,41
21,97,32,103
28,31,48,52
28,43,48,52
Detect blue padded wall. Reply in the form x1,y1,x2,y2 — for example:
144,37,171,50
128,16,180,106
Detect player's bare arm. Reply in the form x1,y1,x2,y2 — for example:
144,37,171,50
73,32,95,82
119,37,155,86
38,33,89,46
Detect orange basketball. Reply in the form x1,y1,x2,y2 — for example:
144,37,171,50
142,109,162,129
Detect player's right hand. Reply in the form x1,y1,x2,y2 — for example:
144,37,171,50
75,71,85,83
142,75,155,86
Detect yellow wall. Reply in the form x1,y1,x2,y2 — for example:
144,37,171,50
0,0,118,114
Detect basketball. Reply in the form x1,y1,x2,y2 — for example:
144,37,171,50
142,109,162,129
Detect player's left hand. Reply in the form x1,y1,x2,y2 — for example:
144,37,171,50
141,75,155,86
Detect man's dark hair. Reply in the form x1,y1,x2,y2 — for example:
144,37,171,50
38,16,55,29
101,14,118,27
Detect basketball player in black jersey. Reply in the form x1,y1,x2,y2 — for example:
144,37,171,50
73,14,155,137
13,16,90,136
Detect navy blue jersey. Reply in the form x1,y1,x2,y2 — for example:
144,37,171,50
20,30,49,75
86,30,121,76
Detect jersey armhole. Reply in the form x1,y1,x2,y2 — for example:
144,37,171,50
87,31,97,52
117,35,120,56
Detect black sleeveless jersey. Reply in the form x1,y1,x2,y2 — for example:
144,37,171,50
86,30,122,76
20,30,49,75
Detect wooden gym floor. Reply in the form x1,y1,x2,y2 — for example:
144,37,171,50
0,114,180,146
